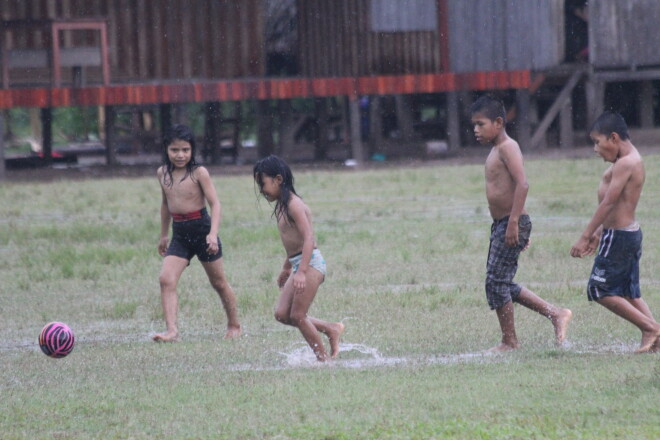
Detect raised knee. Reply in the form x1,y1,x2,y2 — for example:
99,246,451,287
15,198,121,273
274,310,290,324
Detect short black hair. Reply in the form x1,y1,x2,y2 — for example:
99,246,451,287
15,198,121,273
590,111,630,140
470,95,506,124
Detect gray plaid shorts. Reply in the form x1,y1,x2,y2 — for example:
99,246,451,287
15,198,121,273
485,215,531,309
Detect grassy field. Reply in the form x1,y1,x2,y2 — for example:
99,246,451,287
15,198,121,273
1,155,659,439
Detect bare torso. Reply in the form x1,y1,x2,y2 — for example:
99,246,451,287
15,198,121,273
599,152,644,229
158,166,207,214
485,141,528,220
278,196,317,257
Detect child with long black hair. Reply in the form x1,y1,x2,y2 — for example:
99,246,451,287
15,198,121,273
254,155,344,361
154,124,241,342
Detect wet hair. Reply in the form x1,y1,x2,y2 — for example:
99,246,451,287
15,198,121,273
161,124,199,187
253,155,299,223
591,111,630,140
469,95,507,124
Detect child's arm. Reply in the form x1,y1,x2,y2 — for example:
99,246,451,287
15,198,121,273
288,197,315,294
158,175,171,256
197,167,222,255
278,259,292,288
500,142,529,247
571,161,633,257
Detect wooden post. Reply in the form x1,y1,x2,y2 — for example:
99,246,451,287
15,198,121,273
639,81,654,128
530,70,583,149
348,96,365,165
585,77,605,131
204,102,222,165
256,100,274,158
447,91,461,151
314,98,329,160
160,103,173,136
395,95,415,141
40,108,53,166
104,105,118,165
231,101,241,164
515,89,532,151
369,96,383,153
559,99,573,149
0,112,5,180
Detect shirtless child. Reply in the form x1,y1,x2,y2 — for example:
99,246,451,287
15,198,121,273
570,111,660,353
471,95,572,352
253,155,344,361
154,124,241,342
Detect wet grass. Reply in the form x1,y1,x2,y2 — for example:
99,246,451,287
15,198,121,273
1,155,659,439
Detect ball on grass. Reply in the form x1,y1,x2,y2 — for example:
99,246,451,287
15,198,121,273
39,322,75,358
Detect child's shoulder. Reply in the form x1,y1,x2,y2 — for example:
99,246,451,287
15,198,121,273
288,194,310,213
191,165,210,179
496,136,523,156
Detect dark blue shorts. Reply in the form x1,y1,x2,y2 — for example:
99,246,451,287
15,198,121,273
165,208,222,263
485,215,531,310
587,228,642,301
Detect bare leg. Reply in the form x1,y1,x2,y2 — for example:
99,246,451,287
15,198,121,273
309,317,345,358
487,300,519,352
275,269,339,361
202,258,241,339
597,296,660,353
516,287,573,345
627,298,660,353
153,256,189,342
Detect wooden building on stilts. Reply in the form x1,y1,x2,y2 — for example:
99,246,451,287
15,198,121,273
1,0,659,178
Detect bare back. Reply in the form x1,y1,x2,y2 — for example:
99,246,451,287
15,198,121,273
485,138,528,220
277,195,317,257
158,166,207,214
598,149,644,229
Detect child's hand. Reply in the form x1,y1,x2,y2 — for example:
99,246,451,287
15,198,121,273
158,237,169,256
206,234,219,255
570,235,590,258
505,222,519,247
292,271,306,294
277,269,291,288
583,233,601,256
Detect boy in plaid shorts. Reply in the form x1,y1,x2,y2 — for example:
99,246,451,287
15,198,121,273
471,95,573,352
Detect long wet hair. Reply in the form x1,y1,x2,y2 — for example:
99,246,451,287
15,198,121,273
253,155,299,224
161,124,199,187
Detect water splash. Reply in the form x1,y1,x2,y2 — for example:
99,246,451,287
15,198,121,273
280,342,407,369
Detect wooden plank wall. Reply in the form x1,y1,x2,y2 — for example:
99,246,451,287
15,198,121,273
590,1,660,70
298,0,443,76
0,0,264,82
447,0,563,73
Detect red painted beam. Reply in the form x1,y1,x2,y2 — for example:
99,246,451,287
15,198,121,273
0,71,530,109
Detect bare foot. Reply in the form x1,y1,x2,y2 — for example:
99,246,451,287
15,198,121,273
153,331,179,342
326,322,345,359
650,337,660,353
552,308,573,346
224,325,242,339
485,342,519,353
635,327,660,354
